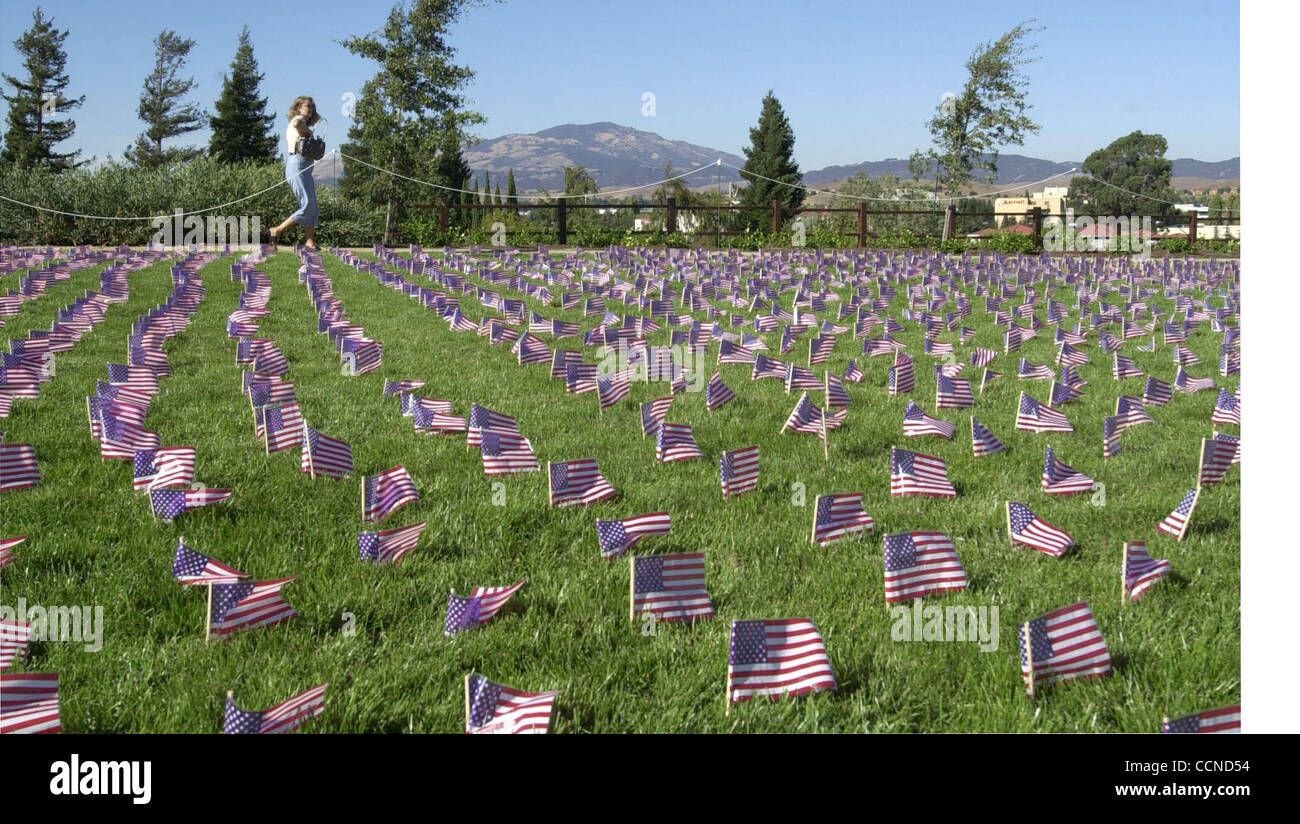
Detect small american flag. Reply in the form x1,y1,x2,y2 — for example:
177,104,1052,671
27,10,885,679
971,417,1006,458
810,335,834,365
784,392,844,440
706,371,736,411
132,446,196,491
597,375,631,409
883,531,967,602
597,512,671,559
1042,445,1094,495
1049,379,1084,407
727,618,836,704
1008,502,1074,557
825,373,851,408
259,402,303,453
720,446,760,499
811,493,874,545
479,432,539,475
362,466,419,522
549,459,619,507
904,401,955,440
785,363,823,393
1056,342,1088,366
1163,705,1240,734
1123,541,1171,603
1,620,33,672
844,360,865,382
0,535,24,568
970,347,998,367
640,397,674,436
656,422,703,463
751,353,788,380
151,488,232,521
891,446,955,498
358,521,427,564
209,577,298,640
1174,367,1214,393
1212,389,1240,426
301,425,354,479
1157,488,1199,540
1103,416,1122,458
1214,431,1240,464
718,340,756,365
979,368,1002,392
1004,327,1022,353
1018,359,1054,380
1198,437,1234,486
1113,353,1144,380
1172,345,1200,366
889,354,915,396
935,374,973,409
512,332,551,365
465,673,560,734
632,554,714,622
1015,393,1074,434
174,540,246,585
0,672,60,733
1018,602,1111,698
445,579,526,635
1115,395,1155,430
384,379,425,395
224,684,328,734
1142,376,1172,407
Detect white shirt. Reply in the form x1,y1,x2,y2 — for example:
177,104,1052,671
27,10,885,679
287,116,311,155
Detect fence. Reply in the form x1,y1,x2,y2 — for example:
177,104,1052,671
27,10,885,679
407,198,1239,248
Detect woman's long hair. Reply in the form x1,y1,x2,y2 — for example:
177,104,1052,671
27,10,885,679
288,96,322,127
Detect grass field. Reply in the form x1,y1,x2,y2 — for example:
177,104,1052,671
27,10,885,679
0,246,1240,733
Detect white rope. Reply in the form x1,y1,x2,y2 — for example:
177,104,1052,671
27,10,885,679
0,155,327,221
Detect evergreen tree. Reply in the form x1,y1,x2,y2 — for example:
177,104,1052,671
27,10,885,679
483,170,491,204
471,178,480,227
494,183,501,206
737,90,804,231
124,30,205,168
506,168,518,210
0,7,85,171
208,26,277,164
432,124,471,227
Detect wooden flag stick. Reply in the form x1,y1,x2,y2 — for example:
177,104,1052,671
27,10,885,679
205,583,214,644
546,462,554,507
1023,621,1036,700
810,495,821,545
1005,501,1014,547
360,475,366,522
305,422,315,480
822,406,829,461
464,673,472,732
629,556,636,624
1121,543,1130,606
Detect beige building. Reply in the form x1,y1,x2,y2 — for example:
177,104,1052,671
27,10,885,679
994,191,1068,227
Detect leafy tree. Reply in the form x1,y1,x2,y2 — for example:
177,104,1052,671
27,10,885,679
1068,131,1177,218
209,26,277,164
0,7,85,171
564,166,600,197
652,160,697,232
339,0,484,243
125,30,206,168
910,20,1042,195
737,90,804,230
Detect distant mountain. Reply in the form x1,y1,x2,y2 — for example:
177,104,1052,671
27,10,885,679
315,121,1238,195
461,122,745,192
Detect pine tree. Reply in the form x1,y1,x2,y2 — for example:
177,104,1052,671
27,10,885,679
124,30,205,169
494,183,501,206
737,90,804,231
483,170,491,205
506,168,518,212
432,125,471,227
208,26,277,164
471,178,481,228
0,7,85,171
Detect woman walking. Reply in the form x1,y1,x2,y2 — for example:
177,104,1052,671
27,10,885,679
270,96,321,249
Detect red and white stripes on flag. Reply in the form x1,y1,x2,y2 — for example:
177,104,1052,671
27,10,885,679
466,673,560,734
1018,602,1111,698
883,531,967,603
1157,488,1200,541
632,553,715,623
656,422,703,462
301,424,354,479
208,577,299,640
1007,502,1074,558
1041,446,1095,495
727,618,836,704
0,535,24,568
1,620,33,672
811,493,875,546
0,672,60,733
1123,541,1172,603
549,459,618,507
891,447,956,498
1163,705,1241,734
971,417,1006,459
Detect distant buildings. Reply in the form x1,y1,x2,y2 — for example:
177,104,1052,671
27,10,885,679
993,188,1068,227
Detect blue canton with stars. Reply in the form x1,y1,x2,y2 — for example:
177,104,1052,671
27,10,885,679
633,556,663,592
467,675,504,728
1018,617,1054,666
549,462,569,491
883,533,916,571
173,543,207,577
211,582,255,623
1009,502,1036,534
597,519,629,553
223,696,263,734
445,594,483,635
1164,715,1202,734
153,489,187,521
358,532,379,563
893,448,914,475
730,621,768,666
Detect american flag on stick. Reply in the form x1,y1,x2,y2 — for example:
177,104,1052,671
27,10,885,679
173,539,246,585
465,673,560,734
904,401,955,440
1174,367,1214,393
845,360,864,382
656,422,702,463
811,493,874,545
361,466,419,522
597,375,631,409
1007,501,1074,557
889,354,915,396
1163,705,1240,734
631,554,714,623
891,446,956,498
549,459,618,507
1103,416,1122,459
1198,437,1234,486
1113,353,1144,380
597,512,671,559
1212,389,1240,426
479,431,539,475
1213,431,1240,464
150,488,232,522
640,397,673,437
1122,541,1171,604
384,379,425,395
883,531,967,603
1157,488,1200,540
0,535,24,567
1115,395,1155,430
971,417,1006,458
1018,602,1111,699
726,618,836,707
208,578,298,640
445,579,526,635
720,446,759,499
257,402,302,453
301,424,354,479
1142,376,1172,407
224,684,328,734
706,371,736,411
1042,446,1095,495
358,521,427,564
1015,393,1074,434
0,672,60,733
133,446,196,491
935,374,973,409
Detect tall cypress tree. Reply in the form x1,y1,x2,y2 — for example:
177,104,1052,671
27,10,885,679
125,30,205,168
506,168,518,211
737,90,804,231
209,26,277,163
432,125,471,227
0,7,85,171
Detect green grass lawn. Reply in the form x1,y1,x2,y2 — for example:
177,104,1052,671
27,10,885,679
0,247,1239,732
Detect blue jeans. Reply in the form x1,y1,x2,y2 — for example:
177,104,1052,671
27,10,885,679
286,155,318,228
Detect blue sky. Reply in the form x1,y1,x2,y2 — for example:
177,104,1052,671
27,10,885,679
0,0,1239,170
